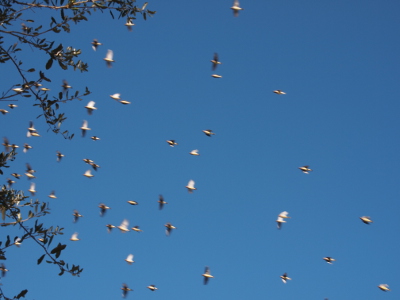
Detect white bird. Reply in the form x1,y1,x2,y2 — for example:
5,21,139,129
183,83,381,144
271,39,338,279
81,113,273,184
104,49,114,68
299,165,312,174
70,232,80,241
81,120,90,137
280,273,291,283
125,19,135,31
28,182,36,196
231,0,243,17
273,90,286,95
85,101,97,115
202,266,214,285
14,237,22,247
276,211,290,229
360,216,373,224
0,109,9,115
147,285,158,291
190,149,200,156
125,254,135,264
378,284,390,291
186,179,196,193
117,219,130,232
211,74,222,78
83,170,94,178
119,100,131,105
12,88,23,93
48,191,57,199
110,93,121,100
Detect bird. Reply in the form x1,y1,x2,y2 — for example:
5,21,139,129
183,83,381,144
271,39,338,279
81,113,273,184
165,223,176,236
273,90,286,95
110,93,121,100
378,284,390,291
12,88,24,93
28,182,36,196
323,257,335,264
91,39,102,51
61,80,72,92
48,191,57,199
190,149,200,156
83,169,94,178
25,172,35,179
106,224,116,233
147,285,157,291
158,195,167,210
202,266,214,285
27,121,40,137
85,101,97,115
56,151,64,162
14,237,21,247
11,173,21,179
104,49,114,68
131,226,143,232
83,158,94,164
23,143,32,153
117,219,130,232
8,104,17,109
26,163,35,174
360,216,373,224
166,140,178,147
0,264,8,277
231,0,243,17
125,254,135,264
202,129,215,137
99,203,110,216
276,211,290,229
127,200,138,205
7,178,15,188
211,74,222,78
299,166,312,174
211,53,222,71
121,283,132,298
73,210,83,223
0,109,9,115
89,162,100,171
186,179,196,193
70,232,80,241
125,19,135,31
280,273,291,283
119,100,131,105
91,136,100,141
81,120,90,137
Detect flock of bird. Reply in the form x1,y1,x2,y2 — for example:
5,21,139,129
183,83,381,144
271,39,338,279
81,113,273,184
0,0,392,298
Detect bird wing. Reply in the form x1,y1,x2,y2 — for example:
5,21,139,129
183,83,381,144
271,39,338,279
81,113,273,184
188,180,195,188
106,49,113,60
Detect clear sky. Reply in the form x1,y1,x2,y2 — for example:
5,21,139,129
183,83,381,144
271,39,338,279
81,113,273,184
1,0,400,299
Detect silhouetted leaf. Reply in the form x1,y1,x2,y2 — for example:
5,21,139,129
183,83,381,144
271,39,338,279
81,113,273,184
37,254,45,265
46,58,53,70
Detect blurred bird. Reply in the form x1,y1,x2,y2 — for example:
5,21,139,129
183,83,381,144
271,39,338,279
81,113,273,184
106,224,116,233
0,109,9,115
125,19,135,31
26,163,35,174
280,273,291,283
127,200,138,205
211,74,222,78
62,80,72,92
360,216,373,224
14,237,21,247
118,219,130,232
25,172,35,179
190,149,200,156
131,226,143,232
7,178,15,188
73,210,83,223
158,195,167,210
202,266,214,285
125,254,135,264
186,179,196,193
99,203,110,216
2,137,11,152
11,173,21,179
104,49,114,68
165,223,176,236
23,143,32,153
202,129,215,137
110,93,121,100
91,39,102,51
91,136,100,141
70,232,80,241
276,211,290,229
273,90,286,95
48,191,57,199
12,88,23,93
85,101,97,115
147,285,157,291
56,151,64,162
27,121,40,137
83,158,94,164
231,0,243,17
83,170,94,178
8,104,17,109
299,166,312,174
41,87,50,91
211,53,222,71
0,264,8,277
89,162,100,171
323,257,335,264
81,120,90,137
119,100,131,105
28,182,36,196
121,283,132,298
378,284,390,291
166,140,178,147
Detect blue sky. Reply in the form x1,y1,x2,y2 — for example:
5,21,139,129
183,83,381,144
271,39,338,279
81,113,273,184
1,0,400,299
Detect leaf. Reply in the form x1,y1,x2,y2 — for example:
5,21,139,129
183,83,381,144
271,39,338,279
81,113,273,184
46,58,53,70
15,289,28,299
37,254,45,265
5,235,10,247
27,68,35,72
1,207,5,221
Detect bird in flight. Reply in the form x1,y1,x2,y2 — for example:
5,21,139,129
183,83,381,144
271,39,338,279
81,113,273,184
165,223,176,236
81,120,90,137
231,0,243,17
83,170,94,178
158,195,167,210
280,272,291,283
276,211,290,229
323,257,335,264
56,151,64,162
99,203,110,216
118,219,130,232
299,166,312,174
48,191,57,199
91,39,102,51
202,266,214,285
147,285,158,291
104,49,114,68
166,140,178,147
125,19,135,31
273,90,286,95
23,143,32,153
211,53,222,71
360,216,373,224
190,149,200,156
378,284,390,291
203,129,215,137
70,232,80,241
125,254,135,264
73,210,83,223
85,101,97,115
28,182,36,196
211,74,222,78
131,226,143,232
186,180,196,193
121,283,133,298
